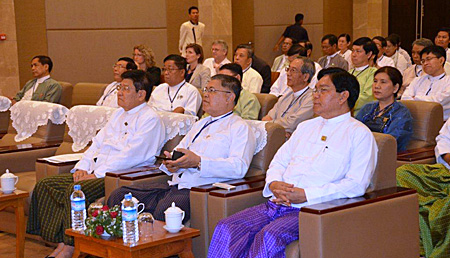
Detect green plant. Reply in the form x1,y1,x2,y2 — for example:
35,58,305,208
85,205,123,238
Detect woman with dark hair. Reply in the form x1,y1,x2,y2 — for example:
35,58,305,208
356,66,413,151
133,44,161,85
338,33,352,66
185,43,211,89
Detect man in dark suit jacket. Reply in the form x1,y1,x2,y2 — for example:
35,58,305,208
251,55,272,93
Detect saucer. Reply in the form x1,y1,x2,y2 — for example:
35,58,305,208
163,225,184,233
1,187,16,194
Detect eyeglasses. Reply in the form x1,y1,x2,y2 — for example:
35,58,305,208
285,67,301,73
312,87,332,95
162,67,182,73
421,57,438,64
116,85,131,92
113,64,127,69
202,87,231,94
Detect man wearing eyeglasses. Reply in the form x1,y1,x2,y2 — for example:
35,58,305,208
208,68,378,258
149,54,202,116
96,57,137,108
262,57,315,138
107,74,256,226
27,70,166,258
402,45,450,120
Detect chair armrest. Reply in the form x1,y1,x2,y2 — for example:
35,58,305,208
397,146,435,162
35,159,78,182
103,165,161,200
190,175,266,193
0,141,60,154
0,144,59,173
298,187,419,258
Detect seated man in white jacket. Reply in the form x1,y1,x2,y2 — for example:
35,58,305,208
208,67,378,258
149,54,202,116
27,70,166,258
97,57,137,108
107,74,257,225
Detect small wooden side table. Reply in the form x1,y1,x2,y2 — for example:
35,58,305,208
0,190,29,258
66,220,200,258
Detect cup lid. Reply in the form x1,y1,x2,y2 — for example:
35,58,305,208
0,169,17,179
164,202,184,215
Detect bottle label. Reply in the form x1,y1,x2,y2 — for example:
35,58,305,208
71,199,85,212
122,207,137,221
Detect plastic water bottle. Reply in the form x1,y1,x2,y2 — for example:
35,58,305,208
70,185,86,231
122,193,139,245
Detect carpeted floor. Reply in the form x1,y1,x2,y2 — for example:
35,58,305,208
0,232,53,258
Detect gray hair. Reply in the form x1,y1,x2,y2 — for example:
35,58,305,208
235,44,254,59
412,38,433,48
296,56,316,83
212,40,229,53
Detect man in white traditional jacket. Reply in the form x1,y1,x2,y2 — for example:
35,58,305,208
179,6,205,57
208,67,378,258
234,44,263,93
107,74,256,225
27,70,166,258
402,45,450,121
96,57,137,108
149,54,202,116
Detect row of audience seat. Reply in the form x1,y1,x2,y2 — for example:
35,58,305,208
0,77,442,257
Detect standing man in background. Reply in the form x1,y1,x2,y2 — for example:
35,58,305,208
273,13,309,52
179,6,205,57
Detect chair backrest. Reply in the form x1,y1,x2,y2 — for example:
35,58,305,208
366,132,397,192
72,83,108,106
0,120,65,146
271,72,280,85
58,81,73,108
55,125,90,155
254,93,278,120
246,122,285,177
399,100,443,149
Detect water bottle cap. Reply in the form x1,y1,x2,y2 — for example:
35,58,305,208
124,193,132,200
74,185,81,191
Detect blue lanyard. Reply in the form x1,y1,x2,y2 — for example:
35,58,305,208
191,112,233,144
425,74,445,95
281,88,309,118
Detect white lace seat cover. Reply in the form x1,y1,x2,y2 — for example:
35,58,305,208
66,105,118,152
0,96,11,112
245,120,268,155
10,100,69,142
156,111,198,144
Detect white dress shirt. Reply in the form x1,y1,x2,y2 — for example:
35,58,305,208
401,73,450,120
96,81,119,108
447,49,450,64
242,67,264,93
377,55,395,68
72,103,165,178
149,81,202,116
436,118,450,169
263,112,378,208
390,51,408,75
269,62,321,97
340,49,352,68
203,57,231,76
22,75,51,101
160,113,256,189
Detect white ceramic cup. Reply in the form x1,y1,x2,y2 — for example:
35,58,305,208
1,176,18,194
137,203,145,214
165,211,185,229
